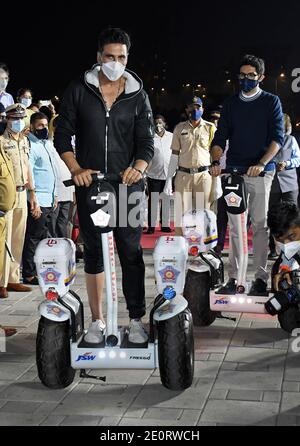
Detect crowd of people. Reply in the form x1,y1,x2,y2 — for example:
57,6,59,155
0,27,299,343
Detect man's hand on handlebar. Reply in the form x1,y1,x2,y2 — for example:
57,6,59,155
277,161,287,172
121,166,143,186
247,165,265,177
209,164,222,177
71,168,100,187
273,271,292,292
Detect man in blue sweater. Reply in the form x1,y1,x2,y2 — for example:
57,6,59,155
210,55,284,295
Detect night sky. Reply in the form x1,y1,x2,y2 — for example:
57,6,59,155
2,0,300,124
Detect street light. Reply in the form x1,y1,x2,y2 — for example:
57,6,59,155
275,71,286,94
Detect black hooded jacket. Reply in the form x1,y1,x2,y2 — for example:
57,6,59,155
54,64,154,174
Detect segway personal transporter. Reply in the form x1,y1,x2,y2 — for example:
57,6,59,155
35,173,194,390
183,168,277,326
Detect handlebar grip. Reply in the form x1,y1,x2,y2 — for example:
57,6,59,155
63,172,122,187
220,169,266,177
63,179,75,187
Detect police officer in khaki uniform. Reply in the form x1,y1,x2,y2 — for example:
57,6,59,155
0,104,37,299
0,141,18,333
164,97,216,234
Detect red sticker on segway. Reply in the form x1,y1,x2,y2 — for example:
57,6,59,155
46,239,57,247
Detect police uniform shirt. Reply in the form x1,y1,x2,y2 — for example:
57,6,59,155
171,119,216,169
0,129,30,186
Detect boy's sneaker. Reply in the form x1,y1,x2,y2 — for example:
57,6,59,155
248,278,268,296
84,320,106,344
128,319,148,343
215,278,237,295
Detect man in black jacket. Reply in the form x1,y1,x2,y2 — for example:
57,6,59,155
54,28,154,344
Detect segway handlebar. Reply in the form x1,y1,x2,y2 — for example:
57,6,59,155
220,167,266,177
63,172,122,187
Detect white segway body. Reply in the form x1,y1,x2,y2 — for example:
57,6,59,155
181,207,274,317
209,291,272,314
35,234,189,370
35,238,79,323
35,173,194,390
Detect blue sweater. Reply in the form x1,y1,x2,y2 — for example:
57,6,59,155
212,90,284,168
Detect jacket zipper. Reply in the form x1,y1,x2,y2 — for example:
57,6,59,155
84,75,142,174
105,110,109,173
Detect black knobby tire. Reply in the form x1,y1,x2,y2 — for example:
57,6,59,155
183,269,216,326
278,306,300,334
36,316,75,389
157,308,194,390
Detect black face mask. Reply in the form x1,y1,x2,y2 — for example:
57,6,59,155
35,127,49,140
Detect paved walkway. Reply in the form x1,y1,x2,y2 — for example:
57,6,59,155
0,251,300,426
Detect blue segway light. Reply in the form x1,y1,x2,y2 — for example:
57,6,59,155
163,287,176,300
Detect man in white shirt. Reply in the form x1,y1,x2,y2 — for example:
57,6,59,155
48,148,75,238
145,115,173,234
0,64,14,109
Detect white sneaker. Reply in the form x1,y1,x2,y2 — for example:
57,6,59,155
128,319,148,343
84,320,106,344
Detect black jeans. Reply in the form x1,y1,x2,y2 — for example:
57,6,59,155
22,204,53,278
48,201,72,238
76,182,146,319
147,177,171,229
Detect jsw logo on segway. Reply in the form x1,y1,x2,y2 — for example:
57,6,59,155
214,297,229,305
75,352,96,362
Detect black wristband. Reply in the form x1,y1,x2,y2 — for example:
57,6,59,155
133,167,144,176
257,161,266,167
211,160,220,167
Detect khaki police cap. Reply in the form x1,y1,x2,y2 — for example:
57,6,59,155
5,103,26,118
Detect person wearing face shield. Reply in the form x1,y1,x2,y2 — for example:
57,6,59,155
0,63,14,109
0,104,38,299
145,114,173,234
54,27,154,345
163,96,217,235
268,202,300,292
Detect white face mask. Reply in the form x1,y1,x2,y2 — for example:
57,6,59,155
8,119,25,134
0,79,8,92
155,124,165,134
21,97,32,108
101,61,126,81
276,240,300,260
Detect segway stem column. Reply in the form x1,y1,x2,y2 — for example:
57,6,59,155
102,231,119,346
